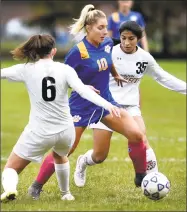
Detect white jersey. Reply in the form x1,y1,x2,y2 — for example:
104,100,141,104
1,59,112,137
110,44,186,106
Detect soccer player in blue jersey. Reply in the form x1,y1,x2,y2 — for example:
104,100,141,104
108,0,149,51
28,4,147,199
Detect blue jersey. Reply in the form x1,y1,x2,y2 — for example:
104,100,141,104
64,37,119,126
108,11,146,40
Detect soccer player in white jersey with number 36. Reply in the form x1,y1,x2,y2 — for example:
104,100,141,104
74,21,186,187
0,34,120,202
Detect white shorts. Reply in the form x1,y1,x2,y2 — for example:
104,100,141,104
13,125,75,163
89,105,141,132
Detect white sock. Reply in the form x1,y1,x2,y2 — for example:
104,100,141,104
54,161,70,195
80,149,96,170
2,168,18,192
146,148,158,174
84,149,96,165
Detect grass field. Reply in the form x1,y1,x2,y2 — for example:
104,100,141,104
1,60,186,211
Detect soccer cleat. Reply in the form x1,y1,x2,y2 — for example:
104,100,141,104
61,193,75,201
74,155,87,187
28,183,43,200
134,173,147,187
1,190,18,203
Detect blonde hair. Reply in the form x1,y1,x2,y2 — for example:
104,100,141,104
69,4,106,41
11,34,55,62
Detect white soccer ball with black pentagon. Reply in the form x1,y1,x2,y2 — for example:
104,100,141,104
141,172,170,200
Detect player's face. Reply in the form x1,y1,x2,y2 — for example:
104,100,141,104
118,0,133,12
87,18,108,44
120,30,138,54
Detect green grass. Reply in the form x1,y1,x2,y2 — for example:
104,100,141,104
1,60,186,211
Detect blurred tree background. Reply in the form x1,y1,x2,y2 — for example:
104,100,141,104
1,0,186,59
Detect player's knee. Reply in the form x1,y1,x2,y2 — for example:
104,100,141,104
92,152,107,164
130,130,144,143
136,131,145,142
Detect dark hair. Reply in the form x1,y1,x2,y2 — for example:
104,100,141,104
11,34,55,62
119,21,143,39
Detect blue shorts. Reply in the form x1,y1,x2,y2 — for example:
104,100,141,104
71,107,108,127
70,92,120,127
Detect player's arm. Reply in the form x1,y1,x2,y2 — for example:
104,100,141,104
111,64,128,87
138,13,149,52
1,64,24,82
65,65,120,117
146,55,186,94
140,31,149,52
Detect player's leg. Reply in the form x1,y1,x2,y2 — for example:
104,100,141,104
67,126,86,156
28,127,86,199
74,125,113,187
1,151,31,202
1,127,40,202
28,153,55,199
92,129,113,162
133,115,158,174
101,108,147,186
52,126,75,201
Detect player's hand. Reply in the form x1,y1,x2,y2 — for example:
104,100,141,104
86,85,100,94
106,104,121,118
114,75,128,87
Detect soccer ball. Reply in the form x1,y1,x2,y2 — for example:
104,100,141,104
141,172,170,200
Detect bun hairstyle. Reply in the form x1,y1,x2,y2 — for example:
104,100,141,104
11,34,55,62
69,4,106,41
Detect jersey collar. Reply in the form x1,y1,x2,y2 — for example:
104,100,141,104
83,36,103,49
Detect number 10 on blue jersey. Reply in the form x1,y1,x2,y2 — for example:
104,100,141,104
97,58,108,72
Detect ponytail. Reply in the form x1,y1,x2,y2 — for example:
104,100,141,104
70,4,95,36
11,34,55,62
69,4,106,41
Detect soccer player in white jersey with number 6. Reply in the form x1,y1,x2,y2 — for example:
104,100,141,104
75,21,186,187
0,34,120,202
